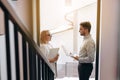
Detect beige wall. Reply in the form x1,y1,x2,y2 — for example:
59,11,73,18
99,0,119,80
12,0,33,34
0,0,33,35
0,8,5,35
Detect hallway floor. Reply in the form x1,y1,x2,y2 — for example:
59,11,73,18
55,77,95,80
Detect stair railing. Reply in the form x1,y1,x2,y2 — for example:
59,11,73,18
0,0,55,80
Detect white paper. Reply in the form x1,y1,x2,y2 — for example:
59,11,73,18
48,48,59,59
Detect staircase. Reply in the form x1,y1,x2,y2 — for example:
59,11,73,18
0,0,55,80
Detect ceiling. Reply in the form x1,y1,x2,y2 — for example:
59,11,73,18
40,0,97,32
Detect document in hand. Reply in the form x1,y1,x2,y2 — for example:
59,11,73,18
48,48,59,59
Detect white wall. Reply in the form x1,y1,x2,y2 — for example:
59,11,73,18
99,0,119,80
0,21,17,80
40,0,97,31
50,3,97,78
77,2,97,53
51,30,74,64
40,0,66,30
51,2,97,64
0,35,7,80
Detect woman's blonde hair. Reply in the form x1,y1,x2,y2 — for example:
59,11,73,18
40,30,49,44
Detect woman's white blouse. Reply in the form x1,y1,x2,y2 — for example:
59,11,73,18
40,43,57,76
40,43,53,59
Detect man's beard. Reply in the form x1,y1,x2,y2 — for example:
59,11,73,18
80,33,85,36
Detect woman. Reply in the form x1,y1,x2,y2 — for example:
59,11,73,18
40,30,59,77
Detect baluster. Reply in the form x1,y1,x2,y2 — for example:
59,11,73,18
29,45,36,80
14,24,20,80
42,59,45,80
4,11,12,80
36,55,42,80
22,37,28,80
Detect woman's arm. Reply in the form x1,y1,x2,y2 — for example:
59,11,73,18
49,54,59,63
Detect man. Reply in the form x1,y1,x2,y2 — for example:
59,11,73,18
72,21,95,80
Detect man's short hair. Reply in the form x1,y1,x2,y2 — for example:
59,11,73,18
80,21,91,32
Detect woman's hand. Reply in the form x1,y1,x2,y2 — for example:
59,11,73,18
49,54,59,63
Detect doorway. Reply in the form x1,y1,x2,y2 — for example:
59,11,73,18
39,0,100,80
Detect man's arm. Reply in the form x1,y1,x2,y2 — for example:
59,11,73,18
78,42,95,63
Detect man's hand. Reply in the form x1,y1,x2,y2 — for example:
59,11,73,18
71,56,79,61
